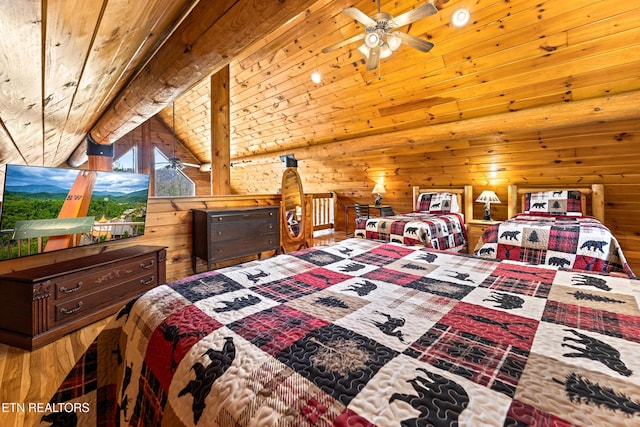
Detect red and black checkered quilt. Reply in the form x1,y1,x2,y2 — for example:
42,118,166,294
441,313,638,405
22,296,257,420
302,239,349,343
354,212,467,251
473,214,635,277
46,238,640,426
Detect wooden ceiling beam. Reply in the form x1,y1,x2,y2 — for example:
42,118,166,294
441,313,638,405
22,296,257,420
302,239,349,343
67,0,322,167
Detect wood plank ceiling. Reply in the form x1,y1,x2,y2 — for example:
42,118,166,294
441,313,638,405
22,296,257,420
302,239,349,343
0,0,639,176
166,0,640,170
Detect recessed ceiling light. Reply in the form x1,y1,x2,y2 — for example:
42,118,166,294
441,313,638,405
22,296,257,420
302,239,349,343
311,71,321,84
451,8,470,28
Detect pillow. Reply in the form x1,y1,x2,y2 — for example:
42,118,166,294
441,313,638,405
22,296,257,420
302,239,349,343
417,192,459,213
523,190,583,216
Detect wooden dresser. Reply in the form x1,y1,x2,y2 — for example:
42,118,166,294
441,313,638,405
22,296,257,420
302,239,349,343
192,206,280,272
0,245,166,350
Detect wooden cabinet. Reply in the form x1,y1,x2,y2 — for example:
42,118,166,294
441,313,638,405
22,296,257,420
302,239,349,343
192,206,280,272
0,245,166,350
467,219,501,254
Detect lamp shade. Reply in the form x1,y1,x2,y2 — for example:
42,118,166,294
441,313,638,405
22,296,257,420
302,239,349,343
476,190,501,204
372,183,387,194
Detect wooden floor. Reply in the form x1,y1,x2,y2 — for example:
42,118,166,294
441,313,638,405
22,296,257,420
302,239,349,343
0,229,346,427
312,229,347,246
0,316,113,427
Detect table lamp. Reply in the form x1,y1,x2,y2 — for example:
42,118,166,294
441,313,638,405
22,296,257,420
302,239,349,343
372,183,386,206
476,190,501,221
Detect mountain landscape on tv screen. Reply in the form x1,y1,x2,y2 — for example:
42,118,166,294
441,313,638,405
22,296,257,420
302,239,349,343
0,164,150,260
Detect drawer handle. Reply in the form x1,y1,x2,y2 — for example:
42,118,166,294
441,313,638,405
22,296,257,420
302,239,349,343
59,302,83,315
140,276,155,286
59,282,83,293
140,260,155,269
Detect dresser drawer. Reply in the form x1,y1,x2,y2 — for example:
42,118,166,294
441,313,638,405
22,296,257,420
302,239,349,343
210,234,279,262
209,216,277,242
52,252,158,301
53,271,157,325
208,209,277,223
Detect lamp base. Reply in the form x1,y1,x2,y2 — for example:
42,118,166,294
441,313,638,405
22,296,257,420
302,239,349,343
374,194,383,206
482,204,492,221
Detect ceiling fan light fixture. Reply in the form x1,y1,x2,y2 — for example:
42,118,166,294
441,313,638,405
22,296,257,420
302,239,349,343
364,32,380,48
323,1,438,72
386,33,402,51
451,8,470,27
379,44,393,59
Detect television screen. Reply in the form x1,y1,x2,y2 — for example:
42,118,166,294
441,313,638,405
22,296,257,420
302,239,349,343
0,164,150,261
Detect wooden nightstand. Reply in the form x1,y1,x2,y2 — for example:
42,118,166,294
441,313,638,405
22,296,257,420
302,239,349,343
466,219,501,254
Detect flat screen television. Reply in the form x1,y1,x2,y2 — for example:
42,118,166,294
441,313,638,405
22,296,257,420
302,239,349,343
0,164,150,261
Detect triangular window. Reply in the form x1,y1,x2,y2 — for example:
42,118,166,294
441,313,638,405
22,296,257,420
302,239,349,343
113,146,137,173
154,148,195,197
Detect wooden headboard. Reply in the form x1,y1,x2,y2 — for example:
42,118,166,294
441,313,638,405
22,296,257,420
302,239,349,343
412,185,474,221
507,184,605,222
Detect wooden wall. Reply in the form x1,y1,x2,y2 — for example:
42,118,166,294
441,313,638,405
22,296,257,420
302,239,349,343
230,117,640,273
3,113,636,282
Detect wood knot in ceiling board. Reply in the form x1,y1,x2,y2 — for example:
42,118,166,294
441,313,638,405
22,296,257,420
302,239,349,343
539,44,557,52
614,132,631,141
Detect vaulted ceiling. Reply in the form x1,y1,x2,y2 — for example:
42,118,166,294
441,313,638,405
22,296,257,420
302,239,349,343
1,0,639,172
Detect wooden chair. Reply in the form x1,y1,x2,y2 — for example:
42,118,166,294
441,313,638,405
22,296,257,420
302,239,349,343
354,203,372,220
353,204,374,235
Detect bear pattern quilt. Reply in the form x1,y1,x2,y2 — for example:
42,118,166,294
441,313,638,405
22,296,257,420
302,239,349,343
44,238,640,426
473,214,635,277
354,212,467,250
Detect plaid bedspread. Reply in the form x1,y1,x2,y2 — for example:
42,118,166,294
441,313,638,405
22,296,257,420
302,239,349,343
354,212,467,250
45,238,640,426
473,214,635,277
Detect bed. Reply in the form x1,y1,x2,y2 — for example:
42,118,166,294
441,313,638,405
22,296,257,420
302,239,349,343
45,238,640,426
473,184,635,277
354,185,473,251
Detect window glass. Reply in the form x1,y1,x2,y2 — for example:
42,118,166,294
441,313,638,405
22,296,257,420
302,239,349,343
153,148,195,197
113,147,137,173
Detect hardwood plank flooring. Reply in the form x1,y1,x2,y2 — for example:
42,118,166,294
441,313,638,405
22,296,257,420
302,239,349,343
0,230,346,426
312,229,347,246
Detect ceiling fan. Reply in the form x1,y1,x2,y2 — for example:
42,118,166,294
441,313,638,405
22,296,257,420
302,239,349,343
157,103,211,172
322,0,438,71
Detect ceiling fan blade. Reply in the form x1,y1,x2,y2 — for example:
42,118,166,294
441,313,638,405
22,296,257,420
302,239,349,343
321,33,366,53
366,45,380,70
342,7,376,27
394,31,434,52
391,3,437,28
